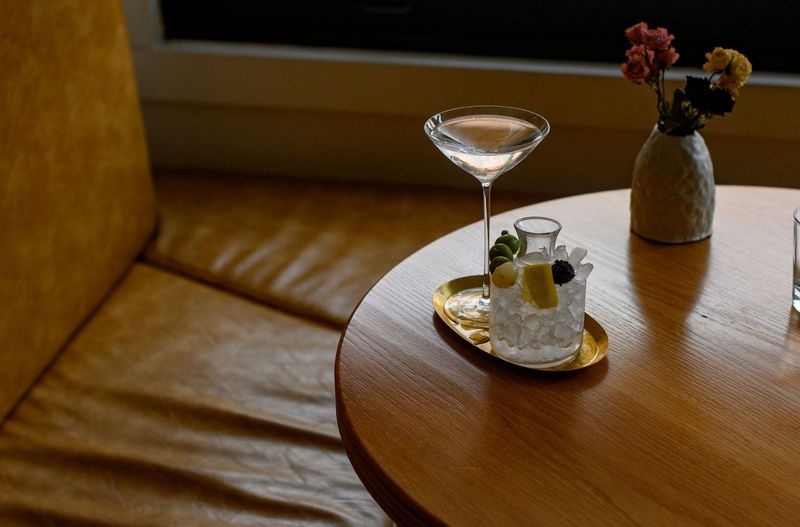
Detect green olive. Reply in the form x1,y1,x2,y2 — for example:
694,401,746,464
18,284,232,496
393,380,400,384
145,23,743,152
489,243,514,261
489,256,511,274
494,233,520,255
491,261,518,288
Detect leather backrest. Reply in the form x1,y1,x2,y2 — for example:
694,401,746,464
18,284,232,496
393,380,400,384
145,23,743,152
0,0,155,421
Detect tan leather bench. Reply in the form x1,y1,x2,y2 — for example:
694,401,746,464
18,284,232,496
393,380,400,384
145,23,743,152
0,2,539,525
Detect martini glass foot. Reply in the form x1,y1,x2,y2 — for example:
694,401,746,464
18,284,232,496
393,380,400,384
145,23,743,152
444,287,491,328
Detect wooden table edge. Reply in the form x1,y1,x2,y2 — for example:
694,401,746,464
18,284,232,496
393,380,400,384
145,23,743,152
335,324,446,527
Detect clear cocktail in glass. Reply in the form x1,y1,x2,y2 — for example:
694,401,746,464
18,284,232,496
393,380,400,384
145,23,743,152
424,106,549,328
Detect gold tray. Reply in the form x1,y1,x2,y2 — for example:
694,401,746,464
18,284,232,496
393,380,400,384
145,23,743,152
433,275,608,372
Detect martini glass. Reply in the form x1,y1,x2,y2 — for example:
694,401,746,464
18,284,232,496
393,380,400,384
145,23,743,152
424,105,549,328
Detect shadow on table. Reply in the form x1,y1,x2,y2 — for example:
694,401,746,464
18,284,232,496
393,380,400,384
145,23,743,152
432,313,607,466
627,234,711,338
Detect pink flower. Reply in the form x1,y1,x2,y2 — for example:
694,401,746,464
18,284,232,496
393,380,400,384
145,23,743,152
643,27,675,50
622,44,655,84
621,60,651,85
625,22,649,44
626,44,655,64
621,61,650,84
654,46,680,69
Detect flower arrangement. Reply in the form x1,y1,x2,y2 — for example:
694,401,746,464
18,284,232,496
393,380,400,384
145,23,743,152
621,22,752,136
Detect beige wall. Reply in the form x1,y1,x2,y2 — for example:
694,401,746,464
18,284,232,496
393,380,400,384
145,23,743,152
142,101,800,197
137,47,800,196
119,0,800,199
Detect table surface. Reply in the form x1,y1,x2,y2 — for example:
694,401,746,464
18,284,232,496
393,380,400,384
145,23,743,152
335,186,800,526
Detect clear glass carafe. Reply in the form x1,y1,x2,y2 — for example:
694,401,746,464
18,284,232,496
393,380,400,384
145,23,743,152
490,217,589,367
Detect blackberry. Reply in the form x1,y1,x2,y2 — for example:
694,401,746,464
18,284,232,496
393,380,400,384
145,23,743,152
551,260,575,285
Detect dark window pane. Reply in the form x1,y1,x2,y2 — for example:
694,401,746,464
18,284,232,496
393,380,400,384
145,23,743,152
160,1,796,73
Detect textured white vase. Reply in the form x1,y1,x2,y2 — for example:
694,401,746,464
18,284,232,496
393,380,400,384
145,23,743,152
630,126,715,243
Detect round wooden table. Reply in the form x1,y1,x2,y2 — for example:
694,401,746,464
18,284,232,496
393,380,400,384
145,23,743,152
336,186,800,526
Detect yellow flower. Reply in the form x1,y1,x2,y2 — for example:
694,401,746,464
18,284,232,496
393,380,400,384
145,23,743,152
716,75,740,97
716,50,752,97
703,47,732,73
728,51,752,84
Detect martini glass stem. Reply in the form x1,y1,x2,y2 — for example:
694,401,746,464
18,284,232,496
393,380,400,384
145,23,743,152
481,181,492,303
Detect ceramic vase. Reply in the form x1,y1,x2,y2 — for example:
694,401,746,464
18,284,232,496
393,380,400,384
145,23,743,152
630,126,715,243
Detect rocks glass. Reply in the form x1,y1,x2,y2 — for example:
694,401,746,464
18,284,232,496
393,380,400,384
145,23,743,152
794,208,800,312
490,217,592,368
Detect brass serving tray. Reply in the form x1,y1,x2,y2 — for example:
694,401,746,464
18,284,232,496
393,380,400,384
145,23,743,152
433,275,608,371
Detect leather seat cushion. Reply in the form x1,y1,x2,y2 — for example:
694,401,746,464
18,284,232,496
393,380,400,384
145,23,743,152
145,171,541,327
0,264,385,526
